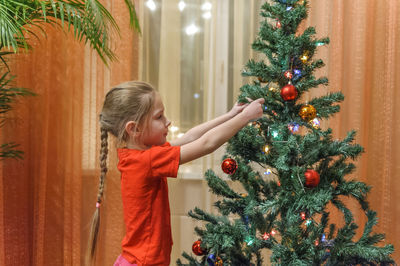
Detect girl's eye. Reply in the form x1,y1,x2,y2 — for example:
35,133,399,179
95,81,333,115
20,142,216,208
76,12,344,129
158,114,163,119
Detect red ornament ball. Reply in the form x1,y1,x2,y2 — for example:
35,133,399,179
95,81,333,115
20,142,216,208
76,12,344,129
304,169,320,188
192,240,206,256
280,84,298,101
221,158,238,175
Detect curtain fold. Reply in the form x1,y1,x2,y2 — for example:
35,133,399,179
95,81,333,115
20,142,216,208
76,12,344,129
0,0,399,265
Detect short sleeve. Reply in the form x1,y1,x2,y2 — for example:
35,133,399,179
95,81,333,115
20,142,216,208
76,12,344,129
149,142,180,178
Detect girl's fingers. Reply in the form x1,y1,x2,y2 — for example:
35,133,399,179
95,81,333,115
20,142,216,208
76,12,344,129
255,98,265,104
246,97,265,104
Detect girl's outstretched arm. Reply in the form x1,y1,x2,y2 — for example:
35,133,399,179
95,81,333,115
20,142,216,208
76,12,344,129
171,102,248,147
179,98,264,165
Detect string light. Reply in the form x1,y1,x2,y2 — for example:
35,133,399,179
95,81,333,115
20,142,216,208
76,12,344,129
201,2,212,11
311,118,320,129
185,24,199,35
264,169,272,175
263,230,276,240
263,145,270,154
169,126,179,133
202,11,212,19
284,71,293,79
293,69,302,81
300,54,309,63
146,0,156,11
288,123,299,133
178,0,186,11
245,236,254,246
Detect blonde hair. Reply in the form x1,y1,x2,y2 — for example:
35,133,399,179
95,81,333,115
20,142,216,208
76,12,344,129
86,81,156,265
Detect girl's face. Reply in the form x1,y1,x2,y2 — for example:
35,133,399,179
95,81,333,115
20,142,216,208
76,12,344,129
141,93,171,147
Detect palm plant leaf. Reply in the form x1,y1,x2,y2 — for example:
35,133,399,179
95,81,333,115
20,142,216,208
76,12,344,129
0,50,15,70
0,71,35,159
0,71,36,117
124,0,141,34
0,0,140,64
0,142,24,160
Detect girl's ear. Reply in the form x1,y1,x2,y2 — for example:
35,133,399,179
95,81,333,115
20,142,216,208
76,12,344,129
125,121,140,137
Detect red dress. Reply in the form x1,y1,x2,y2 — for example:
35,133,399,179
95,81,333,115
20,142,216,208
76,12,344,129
117,142,180,266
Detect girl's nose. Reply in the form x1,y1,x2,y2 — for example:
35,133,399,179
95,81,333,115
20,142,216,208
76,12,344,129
166,119,171,127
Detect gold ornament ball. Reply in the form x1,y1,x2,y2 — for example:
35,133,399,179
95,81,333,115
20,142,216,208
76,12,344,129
250,121,262,133
215,257,223,266
299,104,317,121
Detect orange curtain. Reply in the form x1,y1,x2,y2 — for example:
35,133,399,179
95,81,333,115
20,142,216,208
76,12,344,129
304,0,400,262
0,0,399,265
0,1,140,265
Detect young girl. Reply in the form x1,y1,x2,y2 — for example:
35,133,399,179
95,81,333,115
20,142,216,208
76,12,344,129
87,81,264,266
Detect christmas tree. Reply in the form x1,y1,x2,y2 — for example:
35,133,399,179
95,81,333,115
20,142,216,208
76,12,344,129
177,0,395,265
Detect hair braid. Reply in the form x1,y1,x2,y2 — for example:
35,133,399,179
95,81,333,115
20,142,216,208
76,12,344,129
97,127,109,203
85,128,109,265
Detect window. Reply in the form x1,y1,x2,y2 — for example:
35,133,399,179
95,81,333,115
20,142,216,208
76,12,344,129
139,0,263,178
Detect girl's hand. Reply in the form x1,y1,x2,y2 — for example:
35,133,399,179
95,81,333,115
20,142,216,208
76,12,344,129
229,102,249,117
241,98,265,121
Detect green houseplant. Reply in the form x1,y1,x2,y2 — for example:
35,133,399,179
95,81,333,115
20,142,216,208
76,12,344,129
0,0,140,159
